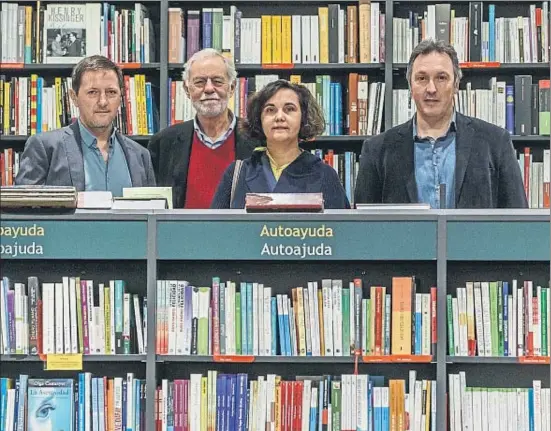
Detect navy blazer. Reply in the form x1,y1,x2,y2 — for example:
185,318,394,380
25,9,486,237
354,112,528,208
211,150,351,209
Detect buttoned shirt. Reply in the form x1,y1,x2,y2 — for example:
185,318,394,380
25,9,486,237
413,112,456,209
193,112,237,149
78,120,132,197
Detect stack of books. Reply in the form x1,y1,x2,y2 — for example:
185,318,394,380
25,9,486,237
0,185,77,209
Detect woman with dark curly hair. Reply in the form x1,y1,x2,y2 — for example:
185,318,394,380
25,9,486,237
210,79,350,209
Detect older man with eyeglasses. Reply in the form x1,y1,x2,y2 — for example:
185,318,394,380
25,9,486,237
148,48,257,209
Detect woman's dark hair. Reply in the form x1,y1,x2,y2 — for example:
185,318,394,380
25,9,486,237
242,79,326,141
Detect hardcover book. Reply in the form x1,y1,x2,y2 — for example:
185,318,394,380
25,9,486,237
245,193,324,212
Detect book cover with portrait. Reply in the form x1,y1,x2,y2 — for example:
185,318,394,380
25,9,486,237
42,3,101,63
27,378,74,431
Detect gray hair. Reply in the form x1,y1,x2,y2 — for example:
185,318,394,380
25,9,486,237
406,38,463,87
182,48,237,84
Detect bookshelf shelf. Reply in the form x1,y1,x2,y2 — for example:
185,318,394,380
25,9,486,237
392,62,550,71
0,135,153,144
168,63,385,72
447,356,551,365
157,355,358,363
0,63,161,71
298,134,551,145
1,134,546,147
0,354,147,362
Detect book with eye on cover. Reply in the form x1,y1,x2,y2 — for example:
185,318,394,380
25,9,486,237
245,193,324,212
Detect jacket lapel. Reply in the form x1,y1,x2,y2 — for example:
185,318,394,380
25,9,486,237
117,133,142,187
64,123,85,191
454,113,474,205
394,120,417,203
174,121,195,200
244,155,271,193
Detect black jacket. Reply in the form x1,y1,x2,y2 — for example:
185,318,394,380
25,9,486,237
211,150,351,209
354,112,528,209
147,118,257,208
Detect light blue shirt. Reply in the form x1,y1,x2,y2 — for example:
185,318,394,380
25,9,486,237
413,113,456,209
193,112,237,149
78,120,132,197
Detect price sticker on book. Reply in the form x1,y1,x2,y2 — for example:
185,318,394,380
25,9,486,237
45,354,83,371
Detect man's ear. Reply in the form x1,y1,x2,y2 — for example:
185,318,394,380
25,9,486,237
69,88,78,108
183,81,191,99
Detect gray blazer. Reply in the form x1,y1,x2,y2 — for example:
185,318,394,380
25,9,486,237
15,121,156,190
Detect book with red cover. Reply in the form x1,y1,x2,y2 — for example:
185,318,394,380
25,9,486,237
245,193,324,212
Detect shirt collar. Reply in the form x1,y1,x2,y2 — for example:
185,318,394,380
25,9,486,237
413,110,457,140
78,119,117,149
193,111,236,146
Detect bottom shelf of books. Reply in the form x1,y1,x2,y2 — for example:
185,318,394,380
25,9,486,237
2,367,549,430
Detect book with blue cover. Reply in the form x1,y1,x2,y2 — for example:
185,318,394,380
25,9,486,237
27,379,74,431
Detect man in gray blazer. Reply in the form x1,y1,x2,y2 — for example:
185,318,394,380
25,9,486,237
16,55,156,196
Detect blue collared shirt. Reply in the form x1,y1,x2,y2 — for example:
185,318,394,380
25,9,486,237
193,112,237,149
78,120,132,197
413,113,456,209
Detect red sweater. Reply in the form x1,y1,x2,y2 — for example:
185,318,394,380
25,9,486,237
184,131,236,209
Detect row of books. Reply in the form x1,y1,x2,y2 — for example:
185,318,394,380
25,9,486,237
448,372,550,431
447,281,550,358
1,146,549,211
2,372,549,431
519,147,550,209
169,73,385,137
0,74,159,138
393,2,550,64
0,373,145,431
155,371,435,431
0,276,147,356
156,277,436,357
169,4,384,65
0,2,155,65
393,77,551,137
313,149,359,206
3,73,549,141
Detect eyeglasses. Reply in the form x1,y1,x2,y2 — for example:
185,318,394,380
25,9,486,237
189,77,228,89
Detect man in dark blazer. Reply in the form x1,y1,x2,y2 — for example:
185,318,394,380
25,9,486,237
16,56,155,195
148,48,256,209
355,39,527,209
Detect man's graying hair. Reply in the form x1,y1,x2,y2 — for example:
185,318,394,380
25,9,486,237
182,48,237,84
406,39,463,87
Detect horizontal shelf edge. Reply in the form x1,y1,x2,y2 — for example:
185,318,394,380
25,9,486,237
2,135,548,144
1,354,147,362
0,63,161,71
447,355,550,364
157,355,435,364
